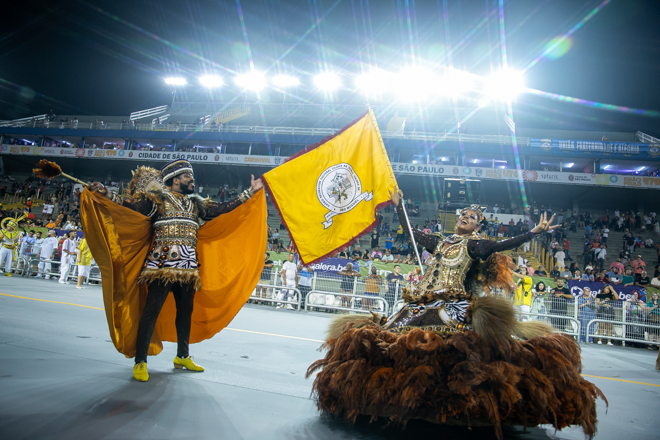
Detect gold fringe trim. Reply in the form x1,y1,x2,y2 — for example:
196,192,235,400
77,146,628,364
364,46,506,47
137,268,202,291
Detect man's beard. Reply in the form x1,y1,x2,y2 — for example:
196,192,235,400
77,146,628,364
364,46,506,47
180,183,195,195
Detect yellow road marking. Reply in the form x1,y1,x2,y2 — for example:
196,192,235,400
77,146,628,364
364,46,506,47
0,292,323,343
581,374,660,388
0,292,104,310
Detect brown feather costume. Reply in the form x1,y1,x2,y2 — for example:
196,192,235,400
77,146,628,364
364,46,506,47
306,205,606,439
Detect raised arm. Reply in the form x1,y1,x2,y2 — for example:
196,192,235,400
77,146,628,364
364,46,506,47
468,232,534,260
201,175,263,220
392,191,440,251
87,183,155,217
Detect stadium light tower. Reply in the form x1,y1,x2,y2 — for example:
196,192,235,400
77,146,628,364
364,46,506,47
484,70,525,100
314,72,341,91
355,69,395,96
199,75,224,88
272,74,300,88
164,77,187,86
235,71,267,91
395,67,439,101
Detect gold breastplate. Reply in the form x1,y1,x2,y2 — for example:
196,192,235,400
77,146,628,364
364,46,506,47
415,235,475,294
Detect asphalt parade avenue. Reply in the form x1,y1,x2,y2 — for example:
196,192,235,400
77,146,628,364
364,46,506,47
0,276,658,440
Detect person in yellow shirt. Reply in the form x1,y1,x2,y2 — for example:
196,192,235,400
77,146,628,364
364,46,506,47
513,266,534,321
0,219,19,276
75,237,93,289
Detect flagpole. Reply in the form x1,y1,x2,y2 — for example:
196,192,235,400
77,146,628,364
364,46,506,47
401,201,425,275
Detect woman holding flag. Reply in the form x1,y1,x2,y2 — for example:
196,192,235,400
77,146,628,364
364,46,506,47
307,190,605,439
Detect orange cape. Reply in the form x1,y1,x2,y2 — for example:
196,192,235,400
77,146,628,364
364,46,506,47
80,188,267,358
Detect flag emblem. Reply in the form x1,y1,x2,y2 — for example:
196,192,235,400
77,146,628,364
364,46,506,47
317,163,374,229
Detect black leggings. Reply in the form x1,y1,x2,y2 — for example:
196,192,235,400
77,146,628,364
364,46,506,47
134,281,196,364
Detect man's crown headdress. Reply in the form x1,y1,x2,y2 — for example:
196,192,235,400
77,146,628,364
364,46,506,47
161,159,194,183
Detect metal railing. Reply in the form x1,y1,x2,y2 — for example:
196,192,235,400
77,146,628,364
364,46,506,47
586,319,660,346
130,105,169,121
519,312,581,339
0,119,532,145
304,289,389,315
249,282,302,311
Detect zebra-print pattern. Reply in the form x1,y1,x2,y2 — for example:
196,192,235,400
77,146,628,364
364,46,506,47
145,245,198,270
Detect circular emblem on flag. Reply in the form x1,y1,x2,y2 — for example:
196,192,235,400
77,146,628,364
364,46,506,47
610,175,618,183
214,155,219,161
523,170,538,181
75,149,85,157
568,175,574,181
129,152,133,157
540,139,553,151
316,163,373,229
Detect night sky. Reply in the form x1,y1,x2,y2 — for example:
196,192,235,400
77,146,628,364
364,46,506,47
2,0,660,135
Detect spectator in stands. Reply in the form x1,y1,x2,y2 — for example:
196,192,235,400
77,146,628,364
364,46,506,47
625,233,636,255
652,273,660,288
536,265,547,277
338,263,360,308
554,247,566,270
363,266,383,311
370,229,379,249
385,265,404,307
272,229,281,252
610,258,624,274
549,265,561,280
577,287,597,343
525,262,535,276
647,292,660,349
370,246,383,260
385,233,393,253
549,279,572,330
351,245,362,262
622,268,636,287
633,255,646,275
572,269,582,281
635,270,651,289
582,268,595,282
606,267,622,285
382,249,394,263
297,263,313,309
596,285,618,345
595,245,607,272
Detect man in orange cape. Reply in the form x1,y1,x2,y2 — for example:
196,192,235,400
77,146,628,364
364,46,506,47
82,159,267,381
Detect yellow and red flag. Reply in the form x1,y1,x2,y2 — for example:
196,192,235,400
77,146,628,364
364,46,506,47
262,110,397,265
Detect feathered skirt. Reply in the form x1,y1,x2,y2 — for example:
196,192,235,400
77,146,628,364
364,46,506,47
306,319,606,439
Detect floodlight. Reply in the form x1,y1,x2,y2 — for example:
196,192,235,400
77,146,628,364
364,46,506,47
440,69,474,96
355,70,395,94
272,75,300,88
394,67,439,101
637,166,647,171
603,165,611,170
484,70,525,100
164,77,187,86
235,71,267,91
314,73,341,91
564,162,574,168
199,75,224,88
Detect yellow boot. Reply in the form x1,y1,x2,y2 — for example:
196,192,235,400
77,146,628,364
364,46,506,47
133,362,149,382
173,356,204,372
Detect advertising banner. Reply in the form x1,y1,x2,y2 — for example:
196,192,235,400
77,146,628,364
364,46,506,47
2,144,659,190
566,279,649,301
530,138,660,159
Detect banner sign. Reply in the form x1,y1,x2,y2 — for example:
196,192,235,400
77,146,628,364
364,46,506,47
0,144,286,167
566,279,648,301
530,138,660,159
267,253,417,277
391,163,660,190
3,144,659,190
